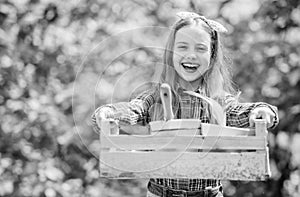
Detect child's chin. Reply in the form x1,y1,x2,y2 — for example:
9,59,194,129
183,73,202,81
181,75,202,83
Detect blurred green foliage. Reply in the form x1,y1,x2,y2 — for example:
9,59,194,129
0,0,299,196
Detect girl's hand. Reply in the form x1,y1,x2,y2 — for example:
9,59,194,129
95,107,118,130
249,107,276,128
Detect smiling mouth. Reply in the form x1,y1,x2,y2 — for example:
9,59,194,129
181,63,200,73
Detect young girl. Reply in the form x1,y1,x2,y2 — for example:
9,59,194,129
92,12,279,197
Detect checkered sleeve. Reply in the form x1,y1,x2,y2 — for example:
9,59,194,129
225,95,279,128
91,88,159,132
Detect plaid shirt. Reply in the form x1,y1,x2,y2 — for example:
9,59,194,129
92,86,278,191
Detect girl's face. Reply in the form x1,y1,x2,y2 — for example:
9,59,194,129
173,25,211,89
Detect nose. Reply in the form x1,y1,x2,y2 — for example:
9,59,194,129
186,53,197,61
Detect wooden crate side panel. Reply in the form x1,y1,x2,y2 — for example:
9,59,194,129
99,151,267,180
149,120,254,136
149,119,202,131
201,123,255,136
101,120,257,136
151,129,200,136
100,135,266,150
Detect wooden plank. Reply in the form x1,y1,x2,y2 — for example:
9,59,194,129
100,120,111,135
255,119,268,137
119,124,150,135
149,120,254,136
99,151,268,180
149,119,202,131
201,123,255,136
100,135,266,150
264,147,271,178
151,129,200,136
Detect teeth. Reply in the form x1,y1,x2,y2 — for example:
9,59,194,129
182,63,198,68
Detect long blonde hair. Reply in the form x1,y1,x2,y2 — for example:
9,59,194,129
151,16,236,120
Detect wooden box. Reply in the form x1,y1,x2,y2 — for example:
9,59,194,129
99,119,270,181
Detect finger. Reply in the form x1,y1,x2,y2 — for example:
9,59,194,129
258,111,271,128
249,113,257,127
97,112,104,120
95,112,104,129
265,115,272,128
96,110,109,129
108,119,119,135
265,113,271,126
268,111,275,128
258,111,270,123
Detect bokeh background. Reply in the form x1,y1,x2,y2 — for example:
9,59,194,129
1,0,300,196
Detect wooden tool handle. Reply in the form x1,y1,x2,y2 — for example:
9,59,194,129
160,83,174,121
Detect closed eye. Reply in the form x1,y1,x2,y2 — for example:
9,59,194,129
177,45,188,50
196,46,208,52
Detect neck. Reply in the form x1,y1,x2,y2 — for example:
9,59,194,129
178,77,203,91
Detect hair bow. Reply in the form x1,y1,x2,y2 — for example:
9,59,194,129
176,11,228,33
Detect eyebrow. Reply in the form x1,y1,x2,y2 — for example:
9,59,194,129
175,41,208,46
196,43,208,47
175,42,188,45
